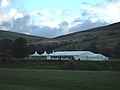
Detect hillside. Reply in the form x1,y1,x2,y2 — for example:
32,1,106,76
51,22,120,56
54,22,120,41
0,30,48,43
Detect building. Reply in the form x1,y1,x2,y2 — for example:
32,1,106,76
46,51,109,61
30,51,109,61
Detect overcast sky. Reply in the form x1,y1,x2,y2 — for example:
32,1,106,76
0,0,120,38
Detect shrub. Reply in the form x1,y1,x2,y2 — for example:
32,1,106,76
63,61,79,70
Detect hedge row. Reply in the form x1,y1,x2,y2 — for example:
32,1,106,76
0,59,120,71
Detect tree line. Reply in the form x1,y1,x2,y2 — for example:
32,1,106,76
0,37,55,61
84,41,120,58
0,37,35,60
0,37,120,61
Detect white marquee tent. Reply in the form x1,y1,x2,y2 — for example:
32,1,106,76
30,51,109,61
46,51,109,61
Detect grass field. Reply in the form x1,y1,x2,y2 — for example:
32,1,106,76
0,69,120,90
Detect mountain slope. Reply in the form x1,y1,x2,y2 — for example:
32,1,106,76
52,22,120,54
0,30,48,43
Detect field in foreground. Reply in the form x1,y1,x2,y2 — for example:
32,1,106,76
0,69,120,90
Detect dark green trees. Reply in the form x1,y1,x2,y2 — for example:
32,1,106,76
13,37,29,58
0,37,33,59
113,41,120,57
0,39,13,60
28,44,35,55
85,41,98,53
36,44,44,54
44,45,53,54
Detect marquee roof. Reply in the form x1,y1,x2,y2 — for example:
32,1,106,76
48,51,108,60
48,51,95,56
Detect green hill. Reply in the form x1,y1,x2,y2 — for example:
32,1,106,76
0,30,48,43
53,22,120,51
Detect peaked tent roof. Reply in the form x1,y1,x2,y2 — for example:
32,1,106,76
30,51,40,56
41,51,48,56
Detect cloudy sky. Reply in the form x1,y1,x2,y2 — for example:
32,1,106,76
0,0,120,38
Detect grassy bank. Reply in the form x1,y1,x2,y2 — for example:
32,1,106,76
0,59,120,70
0,69,120,90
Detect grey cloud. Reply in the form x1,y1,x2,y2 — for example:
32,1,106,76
30,26,53,37
37,12,42,16
29,25,62,38
13,15,30,26
81,10,89,17
0,15,63,38
0,14,109,38
1,21,12,29
73,18,85,23
69,20,108,33
12,15,30,33
58,21,69,28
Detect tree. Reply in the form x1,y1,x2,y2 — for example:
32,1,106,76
36,44,44,54
44,45,53,54
28,44,35,55
85,41,98,53
113,41,120,57
36,44,54,54
0,39,13,60
13,37,28,58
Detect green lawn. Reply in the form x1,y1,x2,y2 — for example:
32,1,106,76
0,69,120,90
